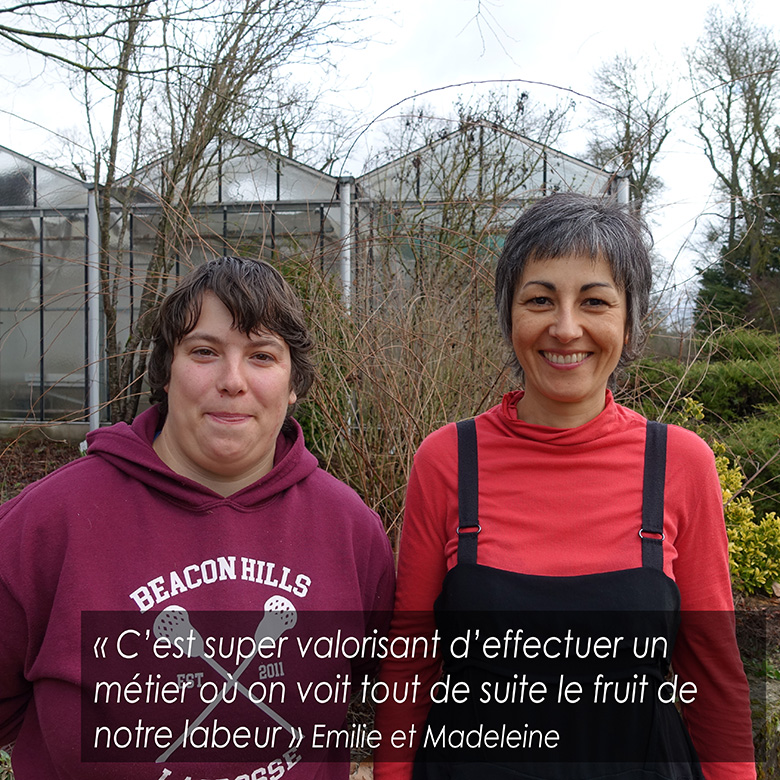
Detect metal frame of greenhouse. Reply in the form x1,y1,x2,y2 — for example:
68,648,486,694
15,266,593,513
0,131,620,436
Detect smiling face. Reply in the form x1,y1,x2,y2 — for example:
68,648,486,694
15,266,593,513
153,292,297,496
511,253,627,428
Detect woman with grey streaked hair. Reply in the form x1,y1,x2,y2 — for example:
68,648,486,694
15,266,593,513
375,193,755,780
494,191,652,381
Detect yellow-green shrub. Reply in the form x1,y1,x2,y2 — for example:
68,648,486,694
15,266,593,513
727,512,780,595
672,399,780,596
711,441,780,595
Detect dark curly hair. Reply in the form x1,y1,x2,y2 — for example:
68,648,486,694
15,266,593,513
148,256,315,419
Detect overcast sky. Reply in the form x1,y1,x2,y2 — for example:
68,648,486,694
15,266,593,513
331,0,777,299
1,0,778,299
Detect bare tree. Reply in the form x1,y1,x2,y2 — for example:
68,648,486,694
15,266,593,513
687,3,780,327
359,89,577,293
687,4,778,246
585,52,671,213
1,0,369,422
0,1,153,78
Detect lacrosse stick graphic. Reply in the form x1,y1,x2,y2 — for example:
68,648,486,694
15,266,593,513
154,596,298,763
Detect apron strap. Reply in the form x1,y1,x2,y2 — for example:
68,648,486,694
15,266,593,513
456,418,480,564
641,420,668,570
456,417,668,569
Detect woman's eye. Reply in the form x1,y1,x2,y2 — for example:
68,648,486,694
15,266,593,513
584,298,608,307
192,347,215,356
528,296,551,306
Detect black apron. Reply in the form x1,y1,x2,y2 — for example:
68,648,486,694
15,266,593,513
413,419,704,780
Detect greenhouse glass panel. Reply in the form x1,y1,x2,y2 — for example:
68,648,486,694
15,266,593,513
222,210,274,257
0,155,33,207
36,167,88,208
191,162,221,204
0,312,43,420
0,219,39,311
110,211,155,372
278,160,338,202
0,212,92,421
42,306,86,420
42,217,87,299
222,150,278,202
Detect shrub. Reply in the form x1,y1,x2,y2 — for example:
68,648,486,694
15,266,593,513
707,328,780,363
279,248,512,549
627,357,780,424
713,404,780,520
727,513,780,595
711,440,780,596
663,399,780,596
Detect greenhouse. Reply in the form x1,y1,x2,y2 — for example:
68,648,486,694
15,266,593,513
0,128,618,433
0,148,92,427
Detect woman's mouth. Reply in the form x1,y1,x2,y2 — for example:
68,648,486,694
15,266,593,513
541,351,590,365
208,412,251,423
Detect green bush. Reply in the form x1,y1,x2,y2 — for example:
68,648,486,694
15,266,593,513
0,749,11,780
628,357,780,423
710,440,780,596
727,512,780,595
659,400,780,596
712,404,780,520
707,328,780,363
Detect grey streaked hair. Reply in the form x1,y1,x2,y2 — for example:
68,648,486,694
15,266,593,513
495,192,653,378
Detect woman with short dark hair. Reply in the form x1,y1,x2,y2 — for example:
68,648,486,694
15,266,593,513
0,255,394,779
375,193,755,780
148,255,316,418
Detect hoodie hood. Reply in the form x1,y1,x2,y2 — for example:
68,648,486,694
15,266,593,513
85,406,319,511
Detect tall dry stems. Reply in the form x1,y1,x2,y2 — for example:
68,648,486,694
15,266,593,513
289,231,514,548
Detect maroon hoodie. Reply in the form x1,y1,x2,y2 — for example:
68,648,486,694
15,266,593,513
0,406,394,779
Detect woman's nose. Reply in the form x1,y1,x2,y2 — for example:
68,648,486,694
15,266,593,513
548,307,583,342
218,357,247,395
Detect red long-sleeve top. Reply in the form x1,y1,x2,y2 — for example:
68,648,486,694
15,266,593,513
374,391,756,780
